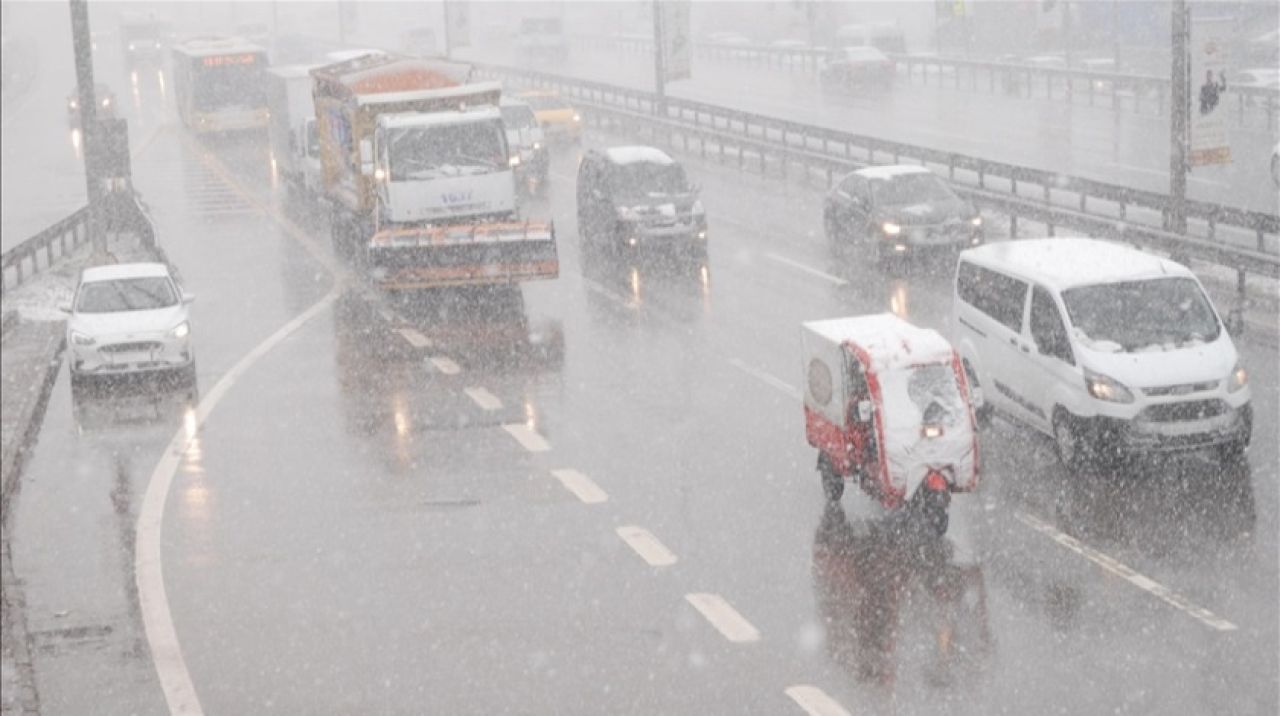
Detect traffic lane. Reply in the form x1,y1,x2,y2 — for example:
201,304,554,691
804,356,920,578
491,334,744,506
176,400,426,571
534,138,1276,711
461,44,1276,213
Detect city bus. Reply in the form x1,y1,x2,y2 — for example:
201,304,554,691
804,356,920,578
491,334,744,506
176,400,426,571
170,36,269,133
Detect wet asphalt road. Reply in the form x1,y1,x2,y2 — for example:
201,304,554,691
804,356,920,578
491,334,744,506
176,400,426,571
5,17,1279,716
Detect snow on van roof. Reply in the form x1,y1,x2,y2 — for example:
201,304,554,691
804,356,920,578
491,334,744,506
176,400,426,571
854,164,931,180
378,105,501,129
961,238,1192,291
81,262,170,282
803,313,955,372
605,146,674,165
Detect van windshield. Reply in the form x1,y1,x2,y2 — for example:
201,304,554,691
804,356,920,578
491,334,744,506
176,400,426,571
1062,277,1220,352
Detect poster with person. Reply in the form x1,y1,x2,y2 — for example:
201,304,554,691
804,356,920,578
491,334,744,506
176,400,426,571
1189,16,1232,167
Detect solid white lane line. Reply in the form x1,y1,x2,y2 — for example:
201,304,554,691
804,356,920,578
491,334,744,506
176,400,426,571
430,356,461,375
784,685,853,716
684,593,761,643
551,468,608,504
763,251,848,286
729,358,802,400
397,328,431,349
503,423,551,452
616,525,678,566
137,288,341,716
1016,511,1238,632
464,386,503,411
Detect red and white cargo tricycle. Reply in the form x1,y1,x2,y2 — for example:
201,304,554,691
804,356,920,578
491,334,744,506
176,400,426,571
802,314,980,535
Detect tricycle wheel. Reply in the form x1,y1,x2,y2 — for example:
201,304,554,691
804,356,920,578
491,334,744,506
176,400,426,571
923,503,949,536
818,453,844,502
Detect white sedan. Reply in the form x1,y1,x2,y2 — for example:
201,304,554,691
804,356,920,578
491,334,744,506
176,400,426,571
63,262,195,387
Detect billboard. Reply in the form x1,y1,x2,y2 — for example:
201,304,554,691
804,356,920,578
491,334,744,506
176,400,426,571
659,0,691,82
1189,17,1232,167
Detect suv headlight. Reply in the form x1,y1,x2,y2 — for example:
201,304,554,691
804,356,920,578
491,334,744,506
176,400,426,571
70,330,96,346
1084,368,1134,403
169,322,190,339
1228,362,1248,393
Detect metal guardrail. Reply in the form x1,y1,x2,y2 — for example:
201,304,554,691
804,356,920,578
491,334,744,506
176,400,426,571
0,191,157,297
571,35,1279,129
475,63,1279,290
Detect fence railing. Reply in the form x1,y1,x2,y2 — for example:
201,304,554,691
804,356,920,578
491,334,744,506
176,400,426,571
570,35,1279,129
0,191,157,297
476,63,1278,290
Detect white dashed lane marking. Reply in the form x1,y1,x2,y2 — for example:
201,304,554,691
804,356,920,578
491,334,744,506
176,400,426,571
551,468,608,504
397,328,431,349
729,358,802,400
464,387,503,411
684,593,761,643
763,251,848,286
430,356,461,375
616,525,678,566
784,685,853,716
1016,511,1238,631
502,423,551,452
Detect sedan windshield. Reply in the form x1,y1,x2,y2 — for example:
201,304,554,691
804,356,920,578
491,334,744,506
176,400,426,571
76,277,177,313
1062,277,1220,352
870,173,956,206
388,122,507,181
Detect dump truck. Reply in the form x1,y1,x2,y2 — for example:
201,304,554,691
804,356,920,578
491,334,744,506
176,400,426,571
311,53,558,289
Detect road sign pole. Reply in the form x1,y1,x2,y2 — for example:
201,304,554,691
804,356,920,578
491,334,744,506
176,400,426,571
69,0,105,256
1169,0,1189,233
652,0,666,116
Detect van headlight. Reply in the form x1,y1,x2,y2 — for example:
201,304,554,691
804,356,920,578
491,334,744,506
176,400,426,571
70,330,96,346
169,321,190,339
1228,362,1248,393
1084,368,1134,403
881,221,902,236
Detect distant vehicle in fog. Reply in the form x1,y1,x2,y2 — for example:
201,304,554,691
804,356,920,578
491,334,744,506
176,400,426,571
120,15,164,63
517,90,581,144
824,165,982,264
819,46,894,91
66,83,116,129
576,146,708,263
171,36,269,132
515,16,569,62
834,22,905,54
500,98,549,196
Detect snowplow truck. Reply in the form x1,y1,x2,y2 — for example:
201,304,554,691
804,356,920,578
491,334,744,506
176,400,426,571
311,53,558,289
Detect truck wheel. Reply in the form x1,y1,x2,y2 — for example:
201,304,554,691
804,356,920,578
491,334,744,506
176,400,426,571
818,453,844,501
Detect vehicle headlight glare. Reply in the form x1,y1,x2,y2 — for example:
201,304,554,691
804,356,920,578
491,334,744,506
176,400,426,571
882,221,902,236
1085,368,1134,403
509,154,521,167
572,113,582,122
169,322,190,339
1228,362,1247,392
971,215,982,227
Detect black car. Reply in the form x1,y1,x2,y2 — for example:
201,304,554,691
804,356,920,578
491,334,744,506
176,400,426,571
576,146,707,260
823,165,982,263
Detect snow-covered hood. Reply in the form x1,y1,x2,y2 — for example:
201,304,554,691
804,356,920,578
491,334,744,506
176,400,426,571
69,304,188,339
1077,332,1237,389
617,193,700,220
878,197,972,227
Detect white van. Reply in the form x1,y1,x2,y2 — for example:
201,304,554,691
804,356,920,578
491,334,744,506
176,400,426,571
950,238,1251,471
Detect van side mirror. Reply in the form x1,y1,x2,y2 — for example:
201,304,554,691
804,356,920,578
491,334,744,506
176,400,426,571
1225,307,1245,336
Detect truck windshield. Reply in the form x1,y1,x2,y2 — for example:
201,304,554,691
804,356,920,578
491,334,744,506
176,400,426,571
1062,277,1220,352
609,162,689,201
388,122,507,180
76,277,177,313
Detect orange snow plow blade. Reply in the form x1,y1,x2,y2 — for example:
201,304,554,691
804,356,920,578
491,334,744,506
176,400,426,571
367,221,559,289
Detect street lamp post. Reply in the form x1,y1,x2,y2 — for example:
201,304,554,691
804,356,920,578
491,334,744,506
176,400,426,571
69,0,105,256
1169,0,1189,234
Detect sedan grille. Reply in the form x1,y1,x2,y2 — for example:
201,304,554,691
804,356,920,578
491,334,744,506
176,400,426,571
100,341,163,354
1142,380,1218,397
1140,399,1229,423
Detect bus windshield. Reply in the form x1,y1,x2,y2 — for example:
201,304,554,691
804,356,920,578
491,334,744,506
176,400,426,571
193,59,265,111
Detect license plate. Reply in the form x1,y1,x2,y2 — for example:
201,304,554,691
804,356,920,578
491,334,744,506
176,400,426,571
109,352,152,366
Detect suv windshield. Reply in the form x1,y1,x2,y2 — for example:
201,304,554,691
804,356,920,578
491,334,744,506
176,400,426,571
388,121,507,180
1062,277,1220,352
76,277,177,313
869,173,955,205
609,162,689,201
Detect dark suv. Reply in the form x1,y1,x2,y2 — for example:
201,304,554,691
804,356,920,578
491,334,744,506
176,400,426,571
576,146,707,260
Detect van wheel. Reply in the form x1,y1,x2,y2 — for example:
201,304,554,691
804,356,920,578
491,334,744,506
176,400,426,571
963,360,992,428
1053,411,1086,473
818,453,844,502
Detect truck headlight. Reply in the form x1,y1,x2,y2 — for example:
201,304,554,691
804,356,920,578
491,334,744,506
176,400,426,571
1228,362,1248,393
70,330,96,346
881,221,902,236
1084,368,1134,403
169,322,190,339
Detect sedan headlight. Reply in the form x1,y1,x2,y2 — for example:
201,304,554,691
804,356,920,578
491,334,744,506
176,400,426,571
881,221,902,236
169,321,190,339
70,330,96,346
1084,368,1134,403
1228,362,1248,393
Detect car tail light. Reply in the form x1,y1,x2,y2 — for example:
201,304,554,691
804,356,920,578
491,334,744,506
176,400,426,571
925,469,948,492
921,424,944,439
